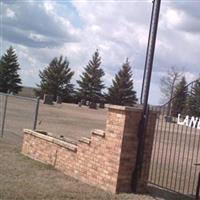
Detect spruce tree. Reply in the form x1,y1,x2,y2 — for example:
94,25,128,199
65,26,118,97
106,58,137,106
77,50,105,105
0,46,22,94
171,76,188,116
37,56,74,101
188,80,200,117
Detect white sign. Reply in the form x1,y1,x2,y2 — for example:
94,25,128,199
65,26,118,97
177,114,200,129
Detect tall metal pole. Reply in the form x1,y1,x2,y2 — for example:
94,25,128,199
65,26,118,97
1,95,8,138
141,0,161,111
132,0,161,192
33,97,40,130
140,1,155,104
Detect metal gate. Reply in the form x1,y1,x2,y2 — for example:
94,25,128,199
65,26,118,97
148,80,200,198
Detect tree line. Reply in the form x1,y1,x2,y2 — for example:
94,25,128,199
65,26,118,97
1,47,200,115
0,47,137,107
160,67,200,117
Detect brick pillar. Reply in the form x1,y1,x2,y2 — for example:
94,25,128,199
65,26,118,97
106,105,157,193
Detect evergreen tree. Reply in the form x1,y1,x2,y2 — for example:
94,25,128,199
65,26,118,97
106,58,137,106
37,56,74,101
171,76,188,116
77,50,105,104
188,80,200,117
0,46,22,94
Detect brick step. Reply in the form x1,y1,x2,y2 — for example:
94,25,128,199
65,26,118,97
91,129,105,137
24,129,77,152
78,137,91,145
35,130,48,135
55,139,77,152
59,135,77,145
36,129,60,138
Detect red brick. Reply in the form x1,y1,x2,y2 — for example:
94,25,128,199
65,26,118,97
21,105,157,194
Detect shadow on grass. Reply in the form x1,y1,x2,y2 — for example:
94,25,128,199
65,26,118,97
148,185,195,200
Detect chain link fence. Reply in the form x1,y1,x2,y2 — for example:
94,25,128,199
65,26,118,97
0,93,39,140
0,92,106,144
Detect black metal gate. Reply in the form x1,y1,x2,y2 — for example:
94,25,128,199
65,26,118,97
148,80,200,198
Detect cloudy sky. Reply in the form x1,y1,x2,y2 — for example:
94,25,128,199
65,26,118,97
0,0,200,104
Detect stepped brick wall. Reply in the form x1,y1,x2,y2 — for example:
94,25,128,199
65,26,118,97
21,105,157,193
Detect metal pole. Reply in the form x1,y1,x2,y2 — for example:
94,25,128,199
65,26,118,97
33,97,40,130
142,0,161,112
1,95,8,138
140,1,155,104
132,0,161,192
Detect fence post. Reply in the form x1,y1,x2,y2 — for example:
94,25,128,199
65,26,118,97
33,97,40,130
1,95,8,138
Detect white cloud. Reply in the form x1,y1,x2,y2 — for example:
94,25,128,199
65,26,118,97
165,9,183,28
43,1,55,13
1,0,200,104
5,8,15,18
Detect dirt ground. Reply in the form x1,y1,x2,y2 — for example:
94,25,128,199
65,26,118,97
37,103,107,140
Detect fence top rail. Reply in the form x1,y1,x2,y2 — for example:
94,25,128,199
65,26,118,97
0,92,38,101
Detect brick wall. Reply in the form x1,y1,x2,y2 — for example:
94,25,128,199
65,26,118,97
22,105,157,193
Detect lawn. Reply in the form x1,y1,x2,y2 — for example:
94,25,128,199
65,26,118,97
0,133,161,200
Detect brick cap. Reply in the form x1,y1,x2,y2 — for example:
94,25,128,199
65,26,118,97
36,129,54,137
107,104,158,114
23,129,77,152
36,130,77,145
59,136,77,145
79,137,91,144
107,104,143,112
91,129,105,137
